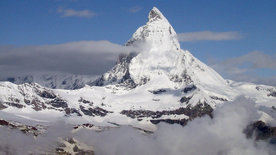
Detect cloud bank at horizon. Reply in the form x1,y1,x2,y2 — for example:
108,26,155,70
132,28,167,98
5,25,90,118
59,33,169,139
178,31,242,42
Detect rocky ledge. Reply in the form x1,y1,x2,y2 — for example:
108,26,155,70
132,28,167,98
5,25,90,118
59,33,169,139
121,102,213,126
244,120,276,142
0,119,43,136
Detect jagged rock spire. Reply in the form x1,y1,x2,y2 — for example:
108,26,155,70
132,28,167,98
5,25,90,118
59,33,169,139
95,7,227,90
126,7,180,51
148,7,165,22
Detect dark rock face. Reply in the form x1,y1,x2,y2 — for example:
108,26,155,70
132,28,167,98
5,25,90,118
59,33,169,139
0,119,41,136
138,77,150,86
37,90,56,99
73,145,79,152
183,84,197,93
256,86,262,91
4,102,24,108
121,102,213,126
210,96,228,101
149,89,167,94
78,97,92,104
150,119,188,126
115,52,138,88
24,99,31,105
32,84,57,99
179,96,192,104
120,70,137,88
31,99,46,111
67,137,76,144
244,120,276,140
170,71,192,85
149,9,162,21
10,84,71,112
55,148,64,152
80,105,112,117
92,52,137,88
3,97,24,108
121,109,163,119
0,120,9,126
48,98,68,108
73,123,94,130
65,108,82,116
0,102,7,110
268,92,276,97
80,106,94,116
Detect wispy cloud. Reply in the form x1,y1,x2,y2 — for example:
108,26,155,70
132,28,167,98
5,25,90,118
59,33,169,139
221,51,276,69
128,6,142,13
178,31,242,42
209,51,276,86
57,7,96,18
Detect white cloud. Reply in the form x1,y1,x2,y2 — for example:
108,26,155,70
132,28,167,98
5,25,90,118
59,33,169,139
57,7,96,18
209,51,276,86
178,31,242,42
0,121,73,154
0,40,138,77
221,51,276,69
128,6,142,13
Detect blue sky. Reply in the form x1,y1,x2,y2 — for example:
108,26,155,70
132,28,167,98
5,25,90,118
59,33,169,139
0,0,276,85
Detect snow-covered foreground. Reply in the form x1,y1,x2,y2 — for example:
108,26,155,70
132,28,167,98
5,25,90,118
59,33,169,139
0,97,276,155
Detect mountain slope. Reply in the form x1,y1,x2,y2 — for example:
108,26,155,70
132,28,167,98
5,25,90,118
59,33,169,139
1,73,98,89
0,7,276,131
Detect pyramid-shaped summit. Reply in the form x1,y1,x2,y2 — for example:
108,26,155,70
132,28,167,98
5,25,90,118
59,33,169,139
148,7,164,21
126,7,180,51
94,7,228,95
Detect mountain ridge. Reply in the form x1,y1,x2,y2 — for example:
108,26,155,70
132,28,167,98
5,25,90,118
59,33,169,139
0,7,275,131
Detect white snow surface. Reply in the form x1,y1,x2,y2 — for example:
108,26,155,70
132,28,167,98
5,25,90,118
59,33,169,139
0,73,98,89
0,7,276,131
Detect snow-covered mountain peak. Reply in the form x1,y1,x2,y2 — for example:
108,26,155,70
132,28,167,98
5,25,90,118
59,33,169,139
148,7,166,22
94,7,229,91
126,7,180,52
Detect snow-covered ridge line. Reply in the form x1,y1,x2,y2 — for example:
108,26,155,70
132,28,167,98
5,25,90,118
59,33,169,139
0,73,98,90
